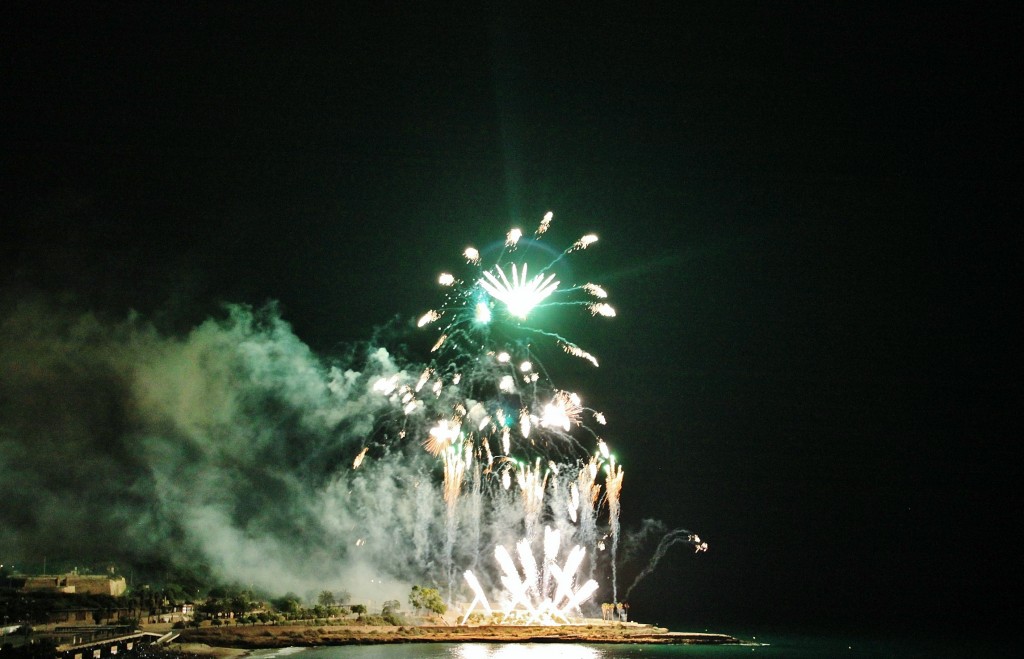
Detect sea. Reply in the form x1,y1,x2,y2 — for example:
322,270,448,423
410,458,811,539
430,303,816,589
245,630,1011,659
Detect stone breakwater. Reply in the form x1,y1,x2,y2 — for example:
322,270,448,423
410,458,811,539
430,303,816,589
177,623,743,647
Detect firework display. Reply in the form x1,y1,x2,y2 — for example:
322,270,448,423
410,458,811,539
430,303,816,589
349,213,705,623
366,213,628,619
0,209,705,622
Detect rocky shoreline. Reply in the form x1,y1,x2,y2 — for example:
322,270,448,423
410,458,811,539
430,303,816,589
175,622,744,649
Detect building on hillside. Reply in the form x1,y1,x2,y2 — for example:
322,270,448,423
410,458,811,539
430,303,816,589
17,574,127,597
47,606,135,624
153,604,193,624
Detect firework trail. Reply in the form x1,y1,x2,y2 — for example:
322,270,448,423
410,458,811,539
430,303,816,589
623,528,709,601
604,454,624,603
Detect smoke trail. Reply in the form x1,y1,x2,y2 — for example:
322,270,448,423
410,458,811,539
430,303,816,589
605,460,623,603
623,528,708,601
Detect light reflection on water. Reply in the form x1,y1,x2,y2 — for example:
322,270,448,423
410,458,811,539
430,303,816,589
248,634,992,659
252,644,677,659
449,644,600,659
252,645,605,659
252,641,778,658
255,649,307,659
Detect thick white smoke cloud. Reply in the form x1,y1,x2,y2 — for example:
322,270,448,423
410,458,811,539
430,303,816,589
1,295,649,610
0,299,462,599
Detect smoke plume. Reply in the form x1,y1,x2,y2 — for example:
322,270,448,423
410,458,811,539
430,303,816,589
0,298,462,600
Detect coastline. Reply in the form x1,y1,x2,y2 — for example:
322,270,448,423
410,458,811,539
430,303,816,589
173,622,743,649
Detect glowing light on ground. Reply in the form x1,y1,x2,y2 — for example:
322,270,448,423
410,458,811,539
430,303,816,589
461,527,599,625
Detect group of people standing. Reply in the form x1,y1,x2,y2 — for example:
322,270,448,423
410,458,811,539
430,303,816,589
599,602,629,622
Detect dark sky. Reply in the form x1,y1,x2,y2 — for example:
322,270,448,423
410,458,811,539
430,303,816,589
2,1,1019,638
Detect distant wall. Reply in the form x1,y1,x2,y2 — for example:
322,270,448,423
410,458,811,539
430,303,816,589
67,575,127,597
20,575,127,596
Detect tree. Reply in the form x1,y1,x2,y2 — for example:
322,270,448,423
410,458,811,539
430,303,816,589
317,591,335,607
229,593,253,617
408,585,446,615
271,593,302,616
198,597,226,617
381,600,400,615
350,604,366,616
162,584,187,606
120,616,141,630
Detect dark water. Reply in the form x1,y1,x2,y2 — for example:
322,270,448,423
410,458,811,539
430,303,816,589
246,632,1011,659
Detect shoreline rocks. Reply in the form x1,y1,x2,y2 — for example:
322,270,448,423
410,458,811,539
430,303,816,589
175,622,744,649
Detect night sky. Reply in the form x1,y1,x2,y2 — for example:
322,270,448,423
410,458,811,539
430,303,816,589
2,2,1019,639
